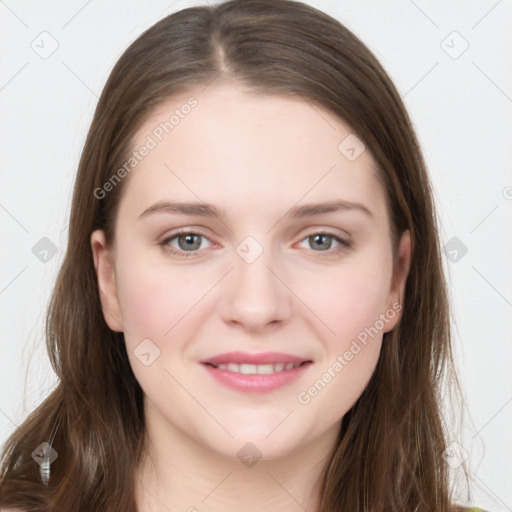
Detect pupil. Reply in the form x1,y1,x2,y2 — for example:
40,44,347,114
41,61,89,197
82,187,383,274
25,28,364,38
311,234,331,250
179,234,200,250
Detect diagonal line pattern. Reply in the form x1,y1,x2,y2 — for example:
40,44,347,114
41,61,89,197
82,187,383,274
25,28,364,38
473,472,511,511
471,396,512,439
402,62,439,98
0,266,28,296
0,407,19,428
61,61,99,98
164,163,234,233
265,410,294,438
163,367,234,438
297,93,337,131
266,164,336,235
61,0,93,29
200,471,233,502
471,0,503,30
472,60,512,104
201,69,225,93
408,0,439,29
471,266,512,308
0,202,29,233
265,266,336,334
0,0,29,28
265,470,307,511
470,205,499,233
0,62,29,92
163,267,234,336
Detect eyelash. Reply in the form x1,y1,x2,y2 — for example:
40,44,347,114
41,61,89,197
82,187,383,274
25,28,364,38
159,229,352,259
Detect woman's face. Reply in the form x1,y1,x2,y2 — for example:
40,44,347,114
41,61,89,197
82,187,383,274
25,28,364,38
92,83,410,461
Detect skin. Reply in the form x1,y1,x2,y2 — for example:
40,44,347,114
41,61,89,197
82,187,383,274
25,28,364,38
91,82,411,511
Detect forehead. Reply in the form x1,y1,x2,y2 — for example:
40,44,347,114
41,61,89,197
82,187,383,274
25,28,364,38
121,83,386,222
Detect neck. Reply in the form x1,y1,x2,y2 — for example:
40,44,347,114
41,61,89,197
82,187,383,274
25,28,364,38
134,399,339,512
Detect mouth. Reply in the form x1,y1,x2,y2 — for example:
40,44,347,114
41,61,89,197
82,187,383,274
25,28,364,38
200,351,313,393
202,361,311,374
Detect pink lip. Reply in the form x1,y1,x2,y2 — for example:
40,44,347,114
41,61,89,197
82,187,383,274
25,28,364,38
200,351,313,393
201,351,311,365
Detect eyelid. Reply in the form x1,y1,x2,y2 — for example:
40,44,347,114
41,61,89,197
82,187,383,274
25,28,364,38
295,230,352,254
159,228,217,249
299,226,351,242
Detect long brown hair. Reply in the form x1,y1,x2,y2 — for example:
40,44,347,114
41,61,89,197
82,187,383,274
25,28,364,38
0,1,469,510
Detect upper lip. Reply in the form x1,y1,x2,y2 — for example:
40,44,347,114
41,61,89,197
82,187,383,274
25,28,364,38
201,351,312,365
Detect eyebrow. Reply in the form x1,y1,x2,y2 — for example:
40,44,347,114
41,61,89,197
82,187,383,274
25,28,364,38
138,199,374,220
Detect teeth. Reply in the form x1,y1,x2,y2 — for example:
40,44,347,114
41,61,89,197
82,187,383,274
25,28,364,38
240,364,257,374
214,362,304,374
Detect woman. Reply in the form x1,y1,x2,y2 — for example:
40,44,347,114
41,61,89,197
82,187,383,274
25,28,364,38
0,0,483,510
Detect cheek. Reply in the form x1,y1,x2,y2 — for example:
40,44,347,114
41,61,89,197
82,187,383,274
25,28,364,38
296,264,388,416
119,278,166,339
294,250,393,409
115,261,203,400
300,254,393,343
114,257,224,370
115,255,194,344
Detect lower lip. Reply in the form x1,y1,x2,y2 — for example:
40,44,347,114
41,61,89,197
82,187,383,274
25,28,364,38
201,362,313,393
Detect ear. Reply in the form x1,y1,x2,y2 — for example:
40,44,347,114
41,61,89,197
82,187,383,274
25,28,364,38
383,230,411,332
90,229,124,332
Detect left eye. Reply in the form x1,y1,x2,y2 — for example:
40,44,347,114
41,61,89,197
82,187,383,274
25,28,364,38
297,233,349,252
163,232,212,253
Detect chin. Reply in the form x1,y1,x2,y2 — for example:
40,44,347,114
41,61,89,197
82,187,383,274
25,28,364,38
213,435,303,464
211,421,308,461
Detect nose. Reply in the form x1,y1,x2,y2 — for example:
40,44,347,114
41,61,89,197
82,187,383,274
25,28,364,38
218,242,293,333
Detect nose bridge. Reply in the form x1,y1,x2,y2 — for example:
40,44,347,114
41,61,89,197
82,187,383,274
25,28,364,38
220,234,292,329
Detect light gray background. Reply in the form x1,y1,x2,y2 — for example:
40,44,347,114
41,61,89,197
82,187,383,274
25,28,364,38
1,1,511,510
